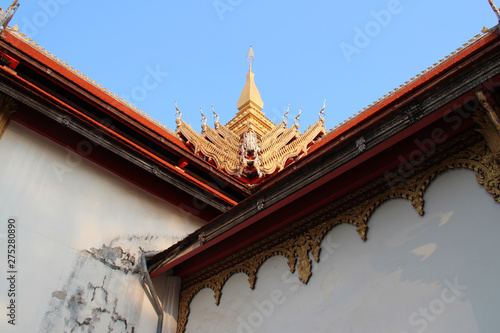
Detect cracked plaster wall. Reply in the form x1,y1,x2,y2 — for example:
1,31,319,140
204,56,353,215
40,241,154,333
0,122,205,332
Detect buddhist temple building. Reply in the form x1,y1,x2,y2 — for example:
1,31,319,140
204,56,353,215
1,1,500,332
175,47,326,182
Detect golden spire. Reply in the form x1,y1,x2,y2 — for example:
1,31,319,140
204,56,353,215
175,48,327,180
227,46,274,137
237,46,264,111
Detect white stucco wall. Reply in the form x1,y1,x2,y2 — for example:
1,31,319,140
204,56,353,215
0,122,205,332
186,168,500,333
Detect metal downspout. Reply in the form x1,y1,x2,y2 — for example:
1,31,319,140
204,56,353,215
139,254,164,333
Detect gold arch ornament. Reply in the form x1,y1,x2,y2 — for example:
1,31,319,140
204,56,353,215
176,130,500,333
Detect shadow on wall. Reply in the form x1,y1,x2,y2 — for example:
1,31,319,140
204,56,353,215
185,169,500,333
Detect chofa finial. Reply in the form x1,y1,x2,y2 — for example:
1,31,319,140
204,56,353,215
200,106,207,128
211,104,219,125
488,0,500,21
283,105,290,125
319,99,326,123
0,0,20,34
175,100,182,124
294,107,302,128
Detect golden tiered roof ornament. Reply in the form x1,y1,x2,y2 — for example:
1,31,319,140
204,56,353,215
175,47,326,181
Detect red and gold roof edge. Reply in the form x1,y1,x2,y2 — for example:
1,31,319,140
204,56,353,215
1,28,182,141
311,28,497,156
0,27,248,215
3,25,494,190
175,108,326,184
1,22,497,215
148,24,500,277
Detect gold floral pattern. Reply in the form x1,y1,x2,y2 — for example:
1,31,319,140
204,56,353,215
176,130,500,333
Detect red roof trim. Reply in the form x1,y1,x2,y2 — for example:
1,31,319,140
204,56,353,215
2,30,186,149
308,30,498,156
2,27,498,194
1,66,238,207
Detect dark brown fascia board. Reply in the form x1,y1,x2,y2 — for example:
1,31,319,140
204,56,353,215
0,38,252,199
256,28,500,193
195,36,500,237
0,71,234,213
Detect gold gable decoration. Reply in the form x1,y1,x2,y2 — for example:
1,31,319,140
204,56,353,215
175,48,326,180
175,104,326,179
176,129,500,333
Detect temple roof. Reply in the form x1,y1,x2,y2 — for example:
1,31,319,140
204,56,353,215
2,15,497,220
175,47,326,182
149,23,500,278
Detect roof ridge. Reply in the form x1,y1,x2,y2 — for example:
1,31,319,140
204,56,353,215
330,28,492,131
6,25,175,135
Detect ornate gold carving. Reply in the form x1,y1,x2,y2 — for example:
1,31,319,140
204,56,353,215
238,123,262,177
175,49,327,179
475,90,500,161
226,107,274,139
175,104,326,179
176,131,500,333
0,92,17,140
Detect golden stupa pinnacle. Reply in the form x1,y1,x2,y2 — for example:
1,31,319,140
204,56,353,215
174,46,327,179
236,47,263,111
230,46,270,137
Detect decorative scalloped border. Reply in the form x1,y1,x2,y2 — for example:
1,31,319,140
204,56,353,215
176,131,500,332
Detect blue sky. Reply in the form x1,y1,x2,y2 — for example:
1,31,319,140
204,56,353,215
8,0,499,132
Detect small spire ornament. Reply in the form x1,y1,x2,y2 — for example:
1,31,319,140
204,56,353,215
488,0,500,21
